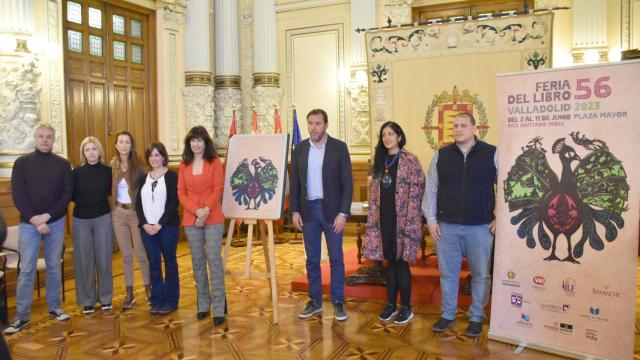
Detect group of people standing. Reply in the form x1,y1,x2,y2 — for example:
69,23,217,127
5,108,496,339
291,110,496,338
6,123,227,334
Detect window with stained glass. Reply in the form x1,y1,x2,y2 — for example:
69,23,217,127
67,1,82,24
131,44,143,64
131,19,142,38
113,40,126,61
67,30,83,52
112,14,125,35
88,7,102,29
89,35,102,56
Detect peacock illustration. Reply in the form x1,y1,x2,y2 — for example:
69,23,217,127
230,156,279,210
504,133,629,264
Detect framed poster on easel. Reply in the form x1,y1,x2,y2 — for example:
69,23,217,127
222,134,290,324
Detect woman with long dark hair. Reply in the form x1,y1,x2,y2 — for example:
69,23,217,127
363,121,425,325
110,131,151,309
136,142,180,314
178,126,226,326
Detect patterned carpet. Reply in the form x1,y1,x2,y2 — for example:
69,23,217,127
3,236,639,359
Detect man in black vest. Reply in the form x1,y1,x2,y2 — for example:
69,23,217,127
422,112,497,337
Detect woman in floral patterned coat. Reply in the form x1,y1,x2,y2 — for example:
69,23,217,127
363,121,425,325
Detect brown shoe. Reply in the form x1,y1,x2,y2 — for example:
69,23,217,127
122,286,136,309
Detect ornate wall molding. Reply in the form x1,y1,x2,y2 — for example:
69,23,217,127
240,0,254,133
0,55,41,154
253,72,279,87
183,85,214,136
385,0,413,26
158,6,183,153
251,86,283,134
345,72,371,151
214,88,242,148
185,71,212,85
47,0,64,154
285,23,346,141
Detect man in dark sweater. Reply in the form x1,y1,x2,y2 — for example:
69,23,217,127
422,113,497,338
5,123,73,335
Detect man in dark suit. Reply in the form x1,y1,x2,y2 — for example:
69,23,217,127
290,108,353,321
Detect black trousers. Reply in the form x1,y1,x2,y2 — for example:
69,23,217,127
385,258,412,308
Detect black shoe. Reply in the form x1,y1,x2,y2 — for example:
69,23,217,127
379,304,398,321
101,304,113,313
158,306,177,315
197,311,209,320
432,317,455,332
298,301,322,319
150,306,162,315
394,306,414,325
82,306,95,314
4,319,29,335
465,321,483,337
213,316,225,326
333,303,348,321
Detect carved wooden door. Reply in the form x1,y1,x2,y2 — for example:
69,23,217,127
63,0,156,166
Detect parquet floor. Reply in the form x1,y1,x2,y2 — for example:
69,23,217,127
3,235,639,359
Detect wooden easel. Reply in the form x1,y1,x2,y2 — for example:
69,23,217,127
223,218,279,324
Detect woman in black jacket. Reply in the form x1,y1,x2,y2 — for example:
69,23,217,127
135,142,180,315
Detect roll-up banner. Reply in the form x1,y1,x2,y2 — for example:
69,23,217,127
490,60,640,359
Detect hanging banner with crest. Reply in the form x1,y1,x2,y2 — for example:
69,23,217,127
365,13,553,166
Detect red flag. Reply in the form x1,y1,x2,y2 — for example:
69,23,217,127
229,109,237,138
274,108,282,134
251,107,258,135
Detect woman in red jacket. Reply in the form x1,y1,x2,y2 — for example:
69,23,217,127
178,126,226,326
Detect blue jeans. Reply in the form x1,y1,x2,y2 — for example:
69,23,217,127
140,225,179,309
436,222,494,322
15,217,66,321
302,200,345,305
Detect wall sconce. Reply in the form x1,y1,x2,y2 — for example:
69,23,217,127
354,70,368,86
0,33,60,58
608,47,622,62
0,34,18,53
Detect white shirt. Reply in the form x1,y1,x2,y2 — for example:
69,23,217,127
117,178,132,204
140,173,167,224
306,137,326,200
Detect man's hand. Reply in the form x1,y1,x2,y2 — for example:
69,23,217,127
333,214,347,234
152,224,162,233
292,212,303,231
489,220,496,235
30,213,50,227
143,224,157,235
36,223,50,235
195,218,205,228
428,223,441,245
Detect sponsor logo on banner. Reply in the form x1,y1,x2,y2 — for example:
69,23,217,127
586,328,598,341
562,278,576,297
502,270,521,288
592,286,620,298
559,322,574,335
532,275,546,291
580,306,609,322
540,301,570,314
517,313,533,328
511,293,523,308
